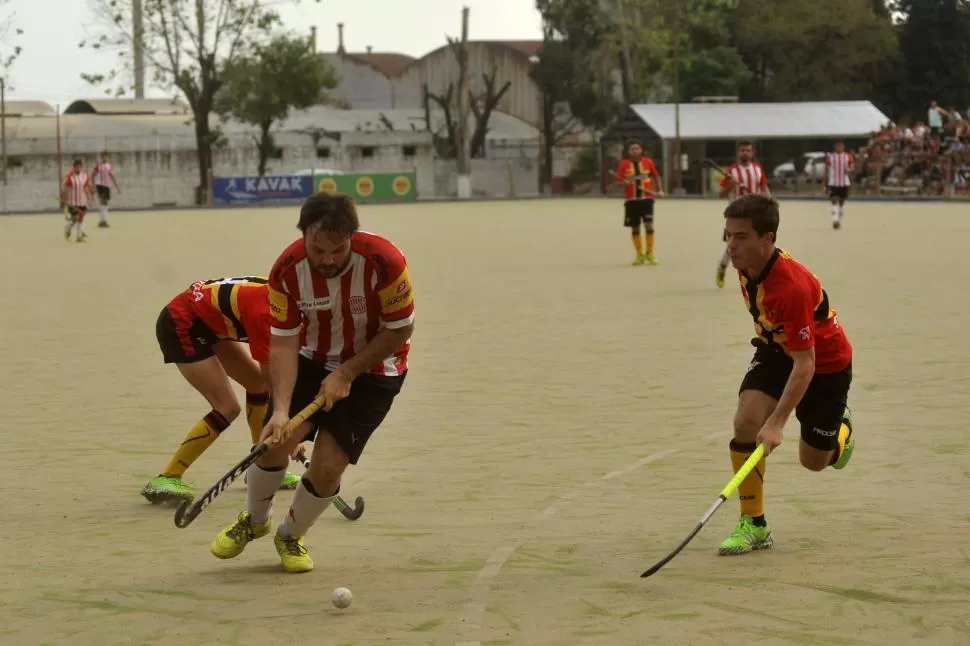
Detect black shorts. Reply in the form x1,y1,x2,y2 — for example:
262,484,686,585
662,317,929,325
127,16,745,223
739,344,852,451
827,186,849,200
67,206,87,220
290,354,405,464
155,305,219,364
96,185,111,203
623,199,654,227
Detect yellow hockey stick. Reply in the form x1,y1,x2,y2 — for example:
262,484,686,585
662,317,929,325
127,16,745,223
640,444,766,578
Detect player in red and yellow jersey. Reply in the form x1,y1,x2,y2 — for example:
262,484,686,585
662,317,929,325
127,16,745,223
615,140,664,265
717,194,854,556
211,192,414,573
142,276,302,504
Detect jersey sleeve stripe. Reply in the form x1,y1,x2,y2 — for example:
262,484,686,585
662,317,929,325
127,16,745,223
382,312,415,329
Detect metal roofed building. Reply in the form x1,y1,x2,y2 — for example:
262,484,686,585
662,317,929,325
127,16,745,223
604,101,891,194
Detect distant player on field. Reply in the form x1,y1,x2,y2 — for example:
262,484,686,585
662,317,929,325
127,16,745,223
210,192,414,573
615,140,664,265
718,194,854,556
61,158,94,242
715,141,769,288
142,276,302,504
92,151,121,228
824,140,854,229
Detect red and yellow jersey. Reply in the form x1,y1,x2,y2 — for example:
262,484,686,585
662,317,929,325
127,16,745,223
168,276,272,363
616,157,659,199
268,232,414,377
737,249,852,373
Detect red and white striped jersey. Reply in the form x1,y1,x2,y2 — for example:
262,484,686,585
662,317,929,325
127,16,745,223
63,171,92,207
93,162,113,186
268,232,414,377
825,152,853,187
719,162,767,199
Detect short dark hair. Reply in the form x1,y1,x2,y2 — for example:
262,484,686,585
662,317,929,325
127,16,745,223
625,139,643,155
298,192,360,236
738,140,753,148
724,194,779,236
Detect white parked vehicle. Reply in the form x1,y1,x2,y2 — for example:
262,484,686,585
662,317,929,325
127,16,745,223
772,152,827,183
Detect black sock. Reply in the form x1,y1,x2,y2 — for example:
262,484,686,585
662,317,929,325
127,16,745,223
751,515,767,527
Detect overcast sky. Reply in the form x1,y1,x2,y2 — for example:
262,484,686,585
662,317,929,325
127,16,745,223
4,0,542,108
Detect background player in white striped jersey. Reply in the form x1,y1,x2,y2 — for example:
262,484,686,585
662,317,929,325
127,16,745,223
825,140,854,229
60,159,94,243
92,151,121,228
715,141,770,287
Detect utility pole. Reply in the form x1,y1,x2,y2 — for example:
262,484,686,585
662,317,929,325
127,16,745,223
671,0,683,194
455,6,471,199
1,77,7,188
133,0,145,98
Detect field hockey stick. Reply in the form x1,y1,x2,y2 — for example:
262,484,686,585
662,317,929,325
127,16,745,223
703,158,732,179
295,453,365,521
611,171,652,183
173,394,328,529
640,444,766,578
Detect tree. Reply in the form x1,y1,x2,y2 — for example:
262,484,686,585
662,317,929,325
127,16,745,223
677,0,750,101
468,69,511,159
530,33,583,192
81,0,295,204
732,0,898,102
216,34,337,176
536,0,622,129
0,0,23,81
424,83,458,158
893,0,970,118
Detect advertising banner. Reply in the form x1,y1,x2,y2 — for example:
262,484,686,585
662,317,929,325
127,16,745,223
314,172,417,203
213,175,313,205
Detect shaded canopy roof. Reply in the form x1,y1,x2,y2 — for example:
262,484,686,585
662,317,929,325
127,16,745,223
64,98,191,116
630,101,890,140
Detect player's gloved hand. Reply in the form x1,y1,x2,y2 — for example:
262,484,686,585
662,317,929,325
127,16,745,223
261,410,292,446
318,368,352,412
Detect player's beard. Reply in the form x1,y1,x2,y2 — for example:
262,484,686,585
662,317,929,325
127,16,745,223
314,255,350,278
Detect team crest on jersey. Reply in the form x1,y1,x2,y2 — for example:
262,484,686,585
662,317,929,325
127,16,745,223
349,296,367,314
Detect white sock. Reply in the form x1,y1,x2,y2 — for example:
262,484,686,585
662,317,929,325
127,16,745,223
64,220,73,236
837,205,844,221
831,205,839,222
246,464,286,524
277,478,335,539
75,220,85,237
718,248,730,271
99,205,108,223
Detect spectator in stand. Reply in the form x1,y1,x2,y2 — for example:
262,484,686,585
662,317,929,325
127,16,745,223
928,101,948,137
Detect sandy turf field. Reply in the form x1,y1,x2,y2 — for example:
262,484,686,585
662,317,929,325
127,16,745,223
1,198,968,646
